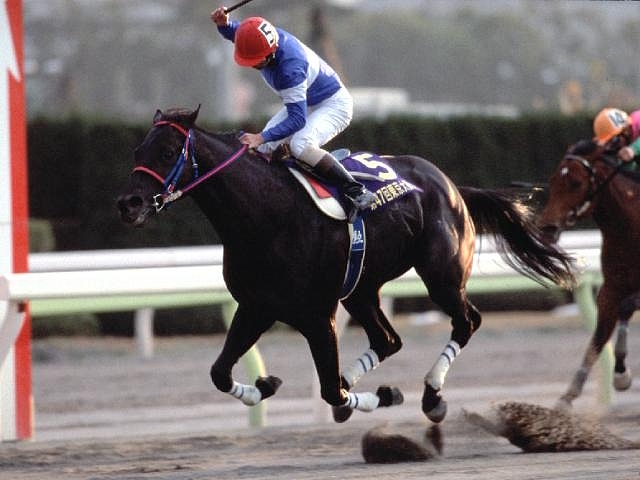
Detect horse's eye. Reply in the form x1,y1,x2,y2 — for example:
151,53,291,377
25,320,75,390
162,150,176,162
568,178,583,191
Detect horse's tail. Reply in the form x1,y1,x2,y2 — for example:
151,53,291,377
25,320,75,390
458,186,576,289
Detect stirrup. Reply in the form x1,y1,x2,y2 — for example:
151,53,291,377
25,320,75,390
348,189,378,210
331,148,351,162
346,189,377,223
272,144,291,162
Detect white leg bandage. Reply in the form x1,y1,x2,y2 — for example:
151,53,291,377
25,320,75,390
342,349,380,388
344,391,380,412
425,340,461,391
228,381,262,406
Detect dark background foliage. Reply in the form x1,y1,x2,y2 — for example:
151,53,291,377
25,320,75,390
28,112,592,251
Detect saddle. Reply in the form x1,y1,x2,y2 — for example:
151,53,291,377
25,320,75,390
278,148,420,299
284,149,421,221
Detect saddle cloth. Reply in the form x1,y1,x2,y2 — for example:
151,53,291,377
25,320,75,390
286,151,421,220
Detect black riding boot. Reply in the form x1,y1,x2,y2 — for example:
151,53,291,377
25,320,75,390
315,154,378,222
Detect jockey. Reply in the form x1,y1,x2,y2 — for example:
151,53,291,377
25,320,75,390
210,9,377,220
593,107,640,162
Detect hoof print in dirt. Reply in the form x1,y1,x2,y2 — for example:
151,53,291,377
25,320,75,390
463,401,640,452
362,424,442,463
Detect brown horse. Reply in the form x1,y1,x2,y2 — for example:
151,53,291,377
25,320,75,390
537,139,638,408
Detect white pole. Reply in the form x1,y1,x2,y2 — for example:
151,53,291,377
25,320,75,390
134,307,155,359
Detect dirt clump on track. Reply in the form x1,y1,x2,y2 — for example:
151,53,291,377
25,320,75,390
2,311,640,479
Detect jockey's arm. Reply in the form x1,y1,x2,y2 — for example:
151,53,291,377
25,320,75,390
619,138,640,162
261,64,309,143
262,101,307,143
215,17,239,41
630,137,640,159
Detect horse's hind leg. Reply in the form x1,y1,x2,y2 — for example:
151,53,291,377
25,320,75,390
414,252,481,423
424,287,481,423
210,304,280,406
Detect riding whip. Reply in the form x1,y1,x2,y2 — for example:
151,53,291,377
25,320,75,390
224,0,256,13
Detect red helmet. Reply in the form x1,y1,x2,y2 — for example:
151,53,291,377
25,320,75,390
234,17,279,67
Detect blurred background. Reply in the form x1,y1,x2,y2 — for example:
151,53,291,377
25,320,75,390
24,0,640,122
22,0,638,335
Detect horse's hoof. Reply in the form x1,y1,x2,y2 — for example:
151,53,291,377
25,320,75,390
421,384,444,421
255,375,282,400
332,405,354,423
554,397,573,412
614,370,632,391
376,386,404,407
425,398,447,423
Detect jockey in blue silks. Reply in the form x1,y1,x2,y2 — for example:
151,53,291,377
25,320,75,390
211,8,377,220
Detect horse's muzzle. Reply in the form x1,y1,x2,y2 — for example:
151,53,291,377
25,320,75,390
539,224,561,244
117,193,153,226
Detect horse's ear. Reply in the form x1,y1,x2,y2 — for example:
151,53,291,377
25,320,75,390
153,109,163,124
186,104,201,127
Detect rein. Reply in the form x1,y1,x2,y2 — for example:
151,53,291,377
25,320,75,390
563,152,626,218
133,121,248,212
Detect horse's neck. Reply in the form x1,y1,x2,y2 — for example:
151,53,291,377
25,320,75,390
593,174,640,236
191,132,294,245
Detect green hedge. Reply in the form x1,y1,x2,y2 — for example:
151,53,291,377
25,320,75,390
330,113,593,188
28,112,593,250
27,112,594,336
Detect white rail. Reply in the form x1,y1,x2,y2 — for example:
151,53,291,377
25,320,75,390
0,230,604,441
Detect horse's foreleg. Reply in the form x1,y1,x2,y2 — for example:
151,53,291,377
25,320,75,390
557,341,599,410
333,297,404,422
613,291,640,391
613,320,632,391
340,296,402,389
342,348,380,389
558,293,618,409
304,316,402,422
210,305,278,406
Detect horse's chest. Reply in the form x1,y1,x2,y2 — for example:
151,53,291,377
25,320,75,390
601,245,640,289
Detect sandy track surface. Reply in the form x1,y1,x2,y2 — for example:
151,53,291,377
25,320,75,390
2,311,640,479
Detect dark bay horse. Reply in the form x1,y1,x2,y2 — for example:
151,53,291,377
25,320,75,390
117,107,574,424
537,139,638,408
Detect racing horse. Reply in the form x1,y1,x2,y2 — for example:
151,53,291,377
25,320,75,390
537,139,638,409
117,106,574,424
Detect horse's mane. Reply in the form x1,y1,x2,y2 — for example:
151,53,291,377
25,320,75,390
569,138,640,183
207,130,243,147
158,107,242,148
618,164,640,182
569,139,599,156
162,107,194,119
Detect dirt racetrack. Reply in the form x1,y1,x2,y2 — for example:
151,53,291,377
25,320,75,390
2,310,640,479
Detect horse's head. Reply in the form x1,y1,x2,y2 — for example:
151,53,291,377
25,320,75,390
117,106,200,226
537,139,607,242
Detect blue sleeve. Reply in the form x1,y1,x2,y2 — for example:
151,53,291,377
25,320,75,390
262,101,307,142
217,20,239,42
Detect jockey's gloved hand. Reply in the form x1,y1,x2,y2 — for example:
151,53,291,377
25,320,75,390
211,7,229,26
618,146,635,162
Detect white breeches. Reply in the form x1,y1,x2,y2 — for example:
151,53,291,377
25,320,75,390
258,87,353,166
